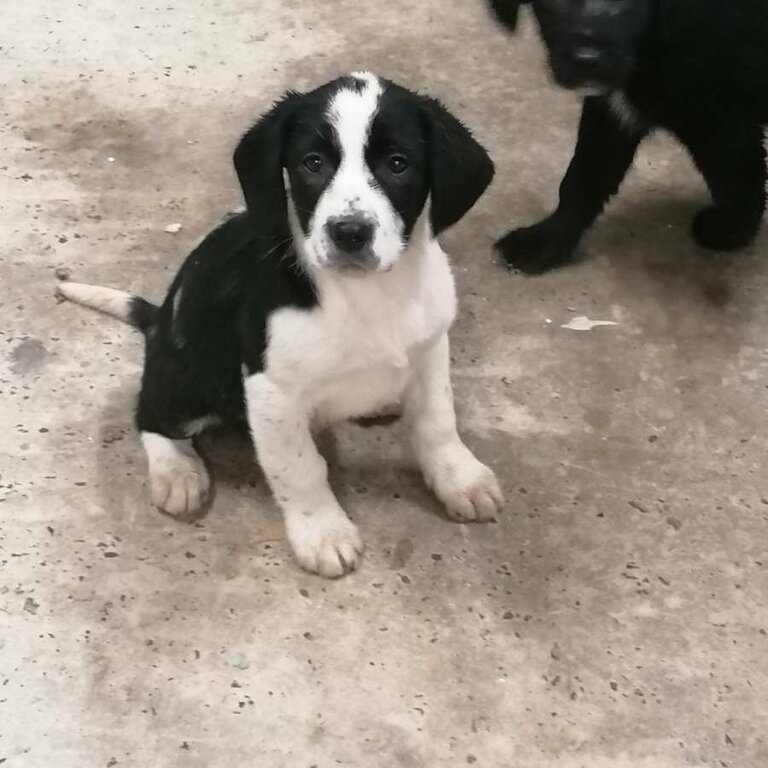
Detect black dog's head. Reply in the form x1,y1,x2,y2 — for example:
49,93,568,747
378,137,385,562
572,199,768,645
489,0,652,92
234,73,494,274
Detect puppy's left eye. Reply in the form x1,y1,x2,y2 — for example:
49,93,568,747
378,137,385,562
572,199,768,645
302,153,324,173
386,154,409,174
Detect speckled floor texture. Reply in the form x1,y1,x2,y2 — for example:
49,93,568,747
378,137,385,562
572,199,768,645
1,1,767,766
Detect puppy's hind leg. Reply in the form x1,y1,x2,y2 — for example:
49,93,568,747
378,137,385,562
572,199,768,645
141,432,210,517
680,120,767,251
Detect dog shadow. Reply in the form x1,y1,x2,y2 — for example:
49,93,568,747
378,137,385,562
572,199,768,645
92,384,450,540
591,194,765,310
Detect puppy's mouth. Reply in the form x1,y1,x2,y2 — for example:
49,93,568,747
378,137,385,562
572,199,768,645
549,48,630,92
318,248,383,275
331,256,379,274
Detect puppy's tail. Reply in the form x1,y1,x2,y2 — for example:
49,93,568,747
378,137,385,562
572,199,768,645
56,280,158,333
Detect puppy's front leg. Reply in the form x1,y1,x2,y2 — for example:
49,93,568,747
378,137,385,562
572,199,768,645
497,96,648,274
405,335,503,522
245,374,363,577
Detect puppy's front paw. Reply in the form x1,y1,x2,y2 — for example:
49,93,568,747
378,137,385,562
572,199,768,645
495,217,578,274
287,511,364,578
425,448,504,523
149,455,210,516
692,205,761,251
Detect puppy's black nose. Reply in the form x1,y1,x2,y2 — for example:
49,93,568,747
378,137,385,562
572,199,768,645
327,217,374,253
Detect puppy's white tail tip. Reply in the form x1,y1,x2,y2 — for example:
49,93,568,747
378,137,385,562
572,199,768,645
57,281,134,321
56,280,158,332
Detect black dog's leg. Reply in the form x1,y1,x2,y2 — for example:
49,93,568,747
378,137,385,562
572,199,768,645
497,96,647,274
679,121,766,251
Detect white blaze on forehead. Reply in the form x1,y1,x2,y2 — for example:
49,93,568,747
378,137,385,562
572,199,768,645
327,72,383,169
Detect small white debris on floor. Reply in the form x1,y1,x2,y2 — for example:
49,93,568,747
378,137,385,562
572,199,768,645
561,315,618,331
164,222,182,234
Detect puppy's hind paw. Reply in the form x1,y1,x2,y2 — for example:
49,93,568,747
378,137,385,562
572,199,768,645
692,205,761,251
149,455,210,517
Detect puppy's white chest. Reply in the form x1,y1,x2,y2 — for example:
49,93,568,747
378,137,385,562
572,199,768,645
312,303,432,420
314,354,410,422
264,247,455,422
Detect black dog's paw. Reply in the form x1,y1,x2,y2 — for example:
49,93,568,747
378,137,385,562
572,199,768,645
495,219,578,275
692,205,761,252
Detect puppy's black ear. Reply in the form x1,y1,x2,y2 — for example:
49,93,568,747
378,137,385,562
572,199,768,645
421,97,495,235
487,0,531,30
233,92,301,232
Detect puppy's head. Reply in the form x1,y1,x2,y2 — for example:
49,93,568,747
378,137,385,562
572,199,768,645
234,73,494,274
490,0,651,92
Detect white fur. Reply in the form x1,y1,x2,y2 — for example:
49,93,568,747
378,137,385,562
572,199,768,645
172,286,183,319
404,334,503,522
608,90,642,132
56,281,133,322
183,415,221,435
298,72,404,272
246,207,503,577
171,285,186,347
141,432,210,516
576,85,609,98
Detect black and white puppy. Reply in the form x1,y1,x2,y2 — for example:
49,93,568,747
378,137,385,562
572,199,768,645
488,0,768,274
58,72,502,578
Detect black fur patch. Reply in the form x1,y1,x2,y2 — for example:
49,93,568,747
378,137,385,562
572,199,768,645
135,212,316,437
128,296,159,333
368,83,494,237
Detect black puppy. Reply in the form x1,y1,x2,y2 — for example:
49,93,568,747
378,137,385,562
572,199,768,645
488,0,768,273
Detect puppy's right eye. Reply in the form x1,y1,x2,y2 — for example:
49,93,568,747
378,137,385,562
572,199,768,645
302,153,323,173
386,154,409,174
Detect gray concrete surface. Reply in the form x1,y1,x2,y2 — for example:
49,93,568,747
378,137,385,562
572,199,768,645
1,1,767,766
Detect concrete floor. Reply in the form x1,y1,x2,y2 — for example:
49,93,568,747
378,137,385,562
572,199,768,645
1,1,767,765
